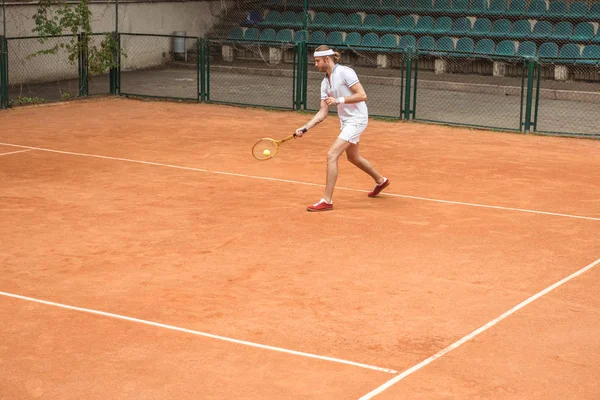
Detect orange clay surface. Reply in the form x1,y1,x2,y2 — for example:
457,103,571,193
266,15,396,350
0,98,599,399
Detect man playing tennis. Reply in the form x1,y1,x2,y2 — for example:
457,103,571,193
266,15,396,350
296,45,390,212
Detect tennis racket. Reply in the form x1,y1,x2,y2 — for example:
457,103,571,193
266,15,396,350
252,128,307,161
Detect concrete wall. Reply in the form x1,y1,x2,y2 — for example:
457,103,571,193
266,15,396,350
3,1,232,84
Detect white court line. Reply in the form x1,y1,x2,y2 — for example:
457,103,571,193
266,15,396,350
0,291,397,374
0,149,32,157
0,141,599,222
358,257,600,399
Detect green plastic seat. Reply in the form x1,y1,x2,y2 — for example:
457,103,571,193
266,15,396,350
572,22,594,42
326,31,344,46
293,30,308,43
538,42,559,58
580,44,600,64
589,3,600,18
559,43,581,61
495,40,516,56
397,15,416,33
414,16,434,33
434,0,452,13
472,18,492,36
527,0,547,17
548,1,567,17
227,27,244,40
435,36,455,52
452,17,472,35
487,0,507,15
309,30,327,44
568,1,588,17
244,28,259,40
363,14,380,29
273,11,300,28
517,41,537,57
433,16,453,34
347,13,363,28
311,12,330,29
396,0,415,11
509,20,532,39
417,36,435,51
381,33,399,48
470,0,488,13
329,13,347,30
415,0,433,12
259,11,280,28
531,21,552,38
491,19,511,38
361,32,380,49
275,29,293,42
506,0,526,16
452,0,469,11
344,32,362,47
475,38,495,54
551,21,573,40
398,34,416,50
260,28,276,41
378,15,398,32
455,37,474,54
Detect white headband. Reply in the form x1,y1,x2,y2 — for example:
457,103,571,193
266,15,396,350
314,49,334,57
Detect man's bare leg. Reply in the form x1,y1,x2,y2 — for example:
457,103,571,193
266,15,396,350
346,143,385,184
323,138,352,203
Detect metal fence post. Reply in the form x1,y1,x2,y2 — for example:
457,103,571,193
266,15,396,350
523,58,536,133
199,38,205,102
78,32,89,97
403,50,413,120
0,35,7,109
295,41,304,111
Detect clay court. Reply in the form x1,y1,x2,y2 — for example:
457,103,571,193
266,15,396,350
1,97,599,399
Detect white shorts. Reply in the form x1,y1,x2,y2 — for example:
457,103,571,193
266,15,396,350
338,123,368,144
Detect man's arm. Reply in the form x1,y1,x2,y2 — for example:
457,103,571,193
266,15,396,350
296,99,329,136
324,82,367,106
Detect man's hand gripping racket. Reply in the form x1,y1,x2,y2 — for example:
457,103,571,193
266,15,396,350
252,128,307,161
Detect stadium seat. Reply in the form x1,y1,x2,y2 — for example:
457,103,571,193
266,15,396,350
538,42,559,58
415,0,433,12
572,22,594,42
381,34,399,48
397,0,415,11
293,30,308,42
491,19,511,38
414,16,434,33
495,40,516,56
568,1,588,18
309,30,327,44
259,11,280,28
363,14,380,29
589,3,600,18
361,32,380,49
397,15,416,33
242,11,262,26
452,0,469,12
260,28,276,41
487,0,507,15
580,44,600,64
452,17,472,35
509,20,532,39
472,18,492,36
552,21,573,40
475,38,495,54
435,36,455,52
276,29,293,42
559,43,581,60
347,13,363,28
527,0,547,17
434,0,452,13
326,31,344,46
311,12,330,30
470,0,488,13
517,41,537,57
379,15,398,32
506,0,527,16
548,1,567,17
344,32,362,47
433,16,453,34
329,13,347,30
417,35,436,51
379,0,399,10
398,35,416,50
244,28,259,41
531,21,553,38
227,27,244,40
274,11,300,28
455,37,475,54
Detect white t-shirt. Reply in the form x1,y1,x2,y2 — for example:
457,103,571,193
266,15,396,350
320,64,368,125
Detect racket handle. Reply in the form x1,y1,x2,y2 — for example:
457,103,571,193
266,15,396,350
293,128,308,138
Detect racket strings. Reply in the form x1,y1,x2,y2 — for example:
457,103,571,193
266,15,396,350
252,139,278,160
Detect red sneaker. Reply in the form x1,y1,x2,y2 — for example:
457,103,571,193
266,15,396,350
307,199,333,212
368,178,390,197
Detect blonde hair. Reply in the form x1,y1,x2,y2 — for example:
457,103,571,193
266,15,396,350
315,45,341,64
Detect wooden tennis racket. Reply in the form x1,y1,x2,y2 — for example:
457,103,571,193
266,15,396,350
252,128,307,161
